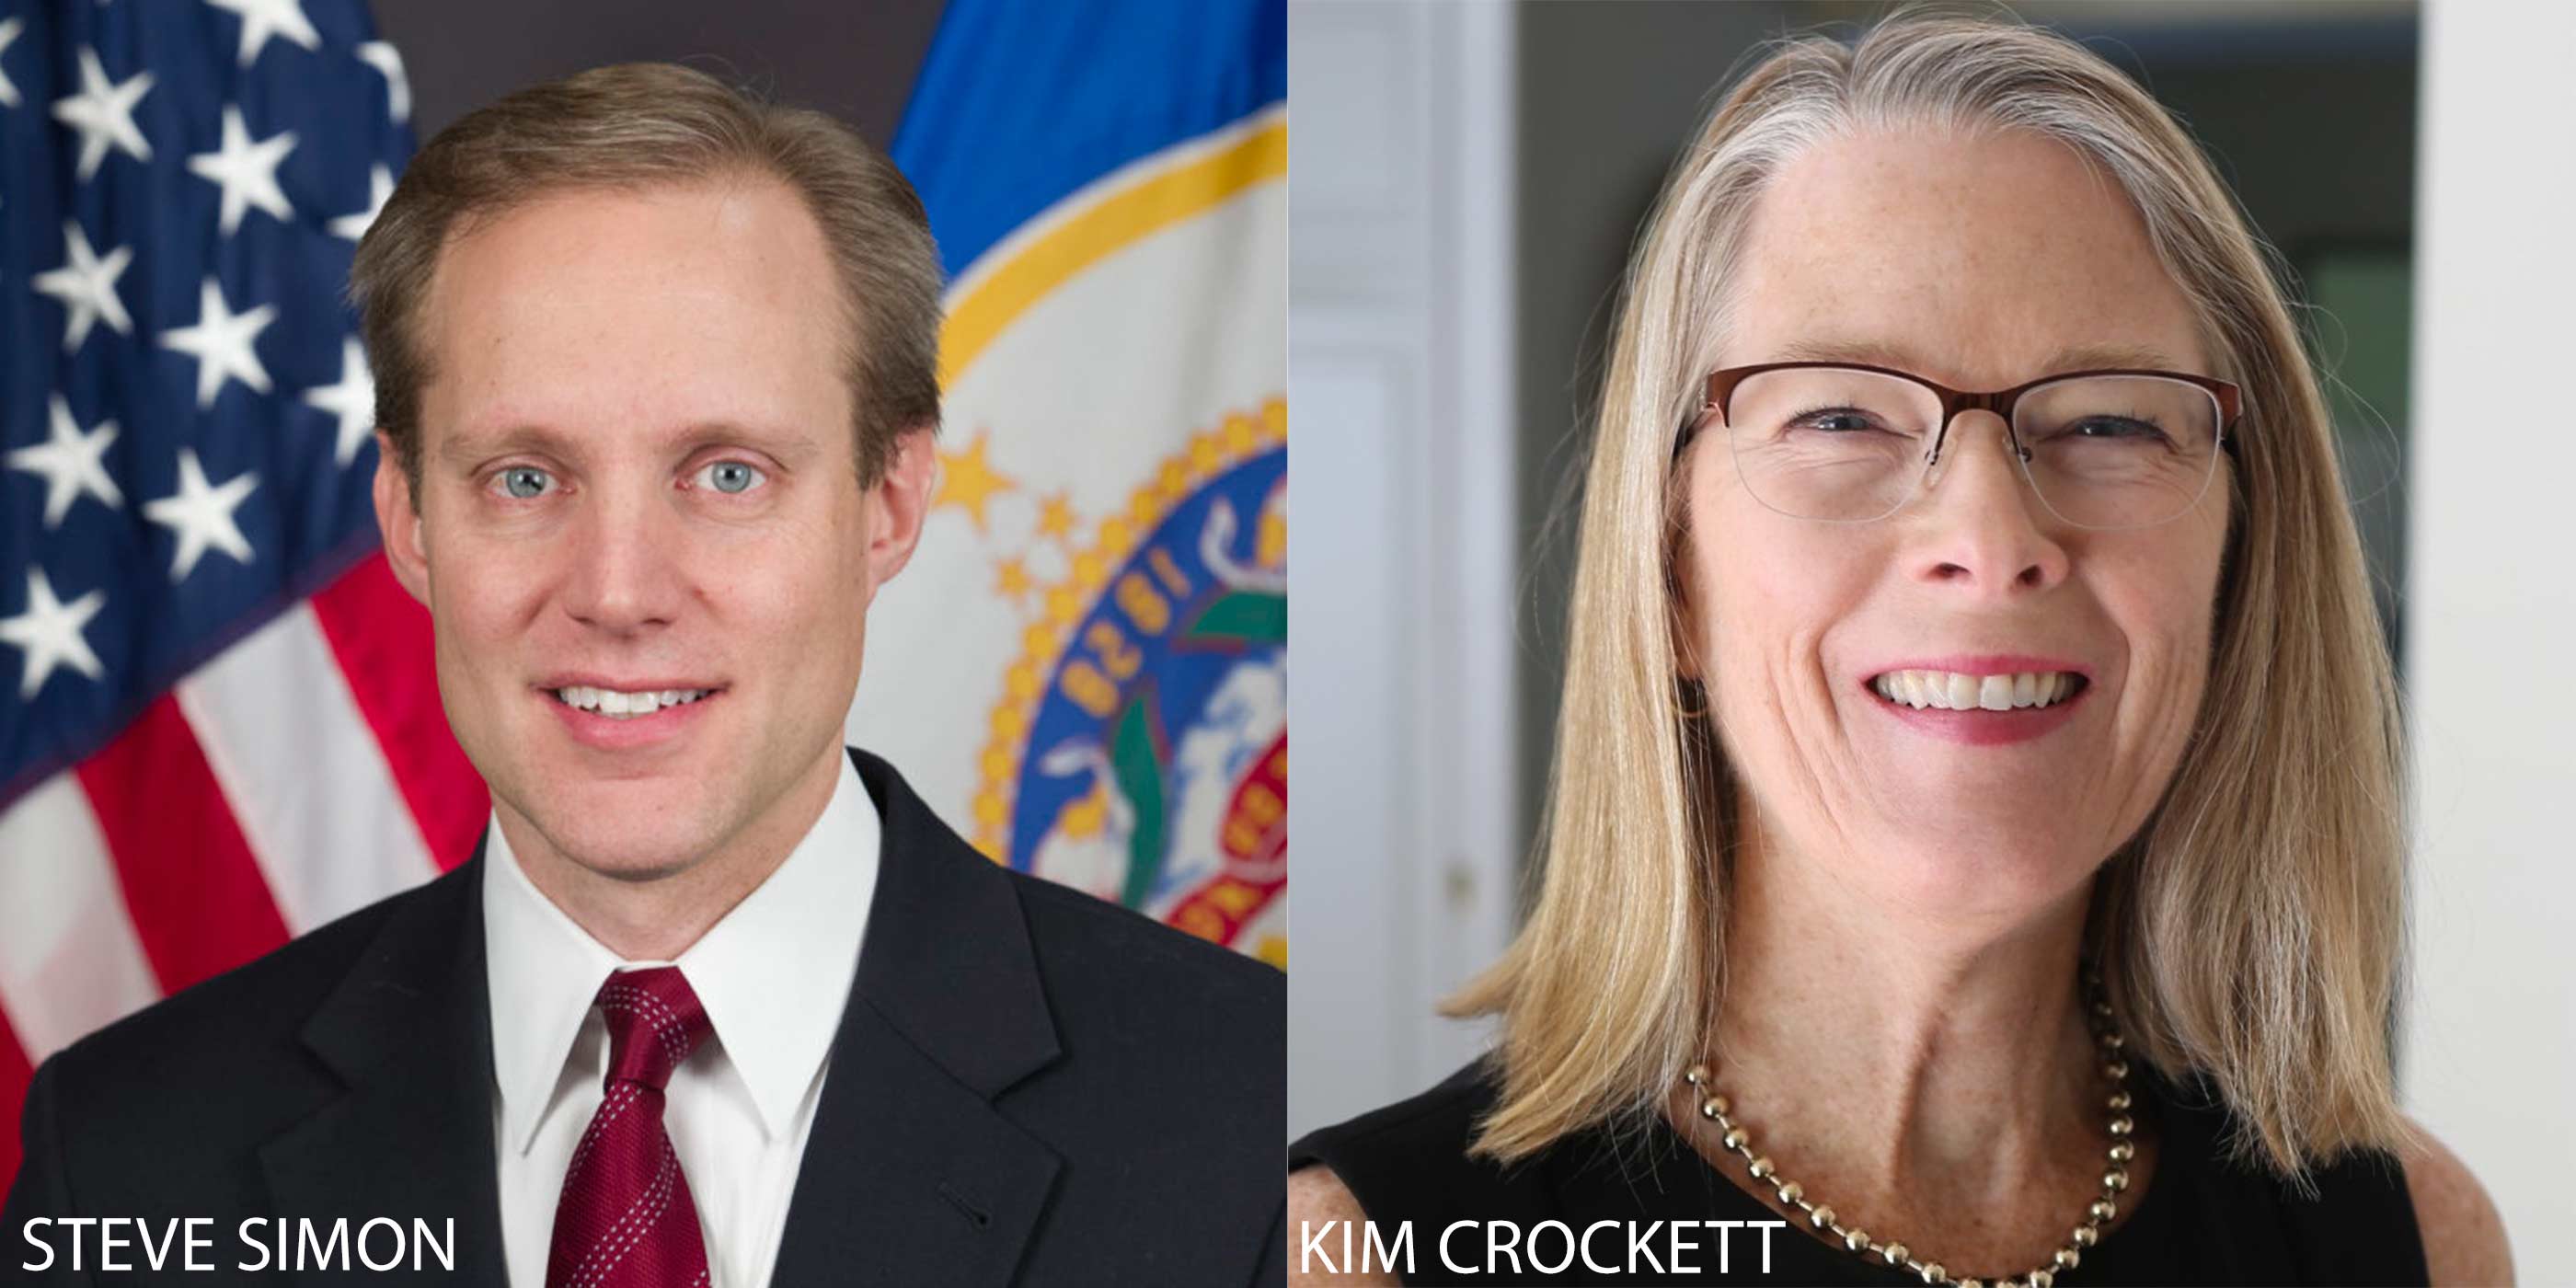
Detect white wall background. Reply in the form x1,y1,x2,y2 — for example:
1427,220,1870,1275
2399,0,2576,1264
1287,1,1519,1142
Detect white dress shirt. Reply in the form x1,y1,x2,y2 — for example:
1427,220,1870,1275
482,753,880,1288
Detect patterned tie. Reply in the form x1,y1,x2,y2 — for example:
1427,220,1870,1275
546,967,716,1288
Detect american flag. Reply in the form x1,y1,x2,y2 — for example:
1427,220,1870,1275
0,0,477,1185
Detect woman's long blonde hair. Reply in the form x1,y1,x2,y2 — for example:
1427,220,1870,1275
1450,7,2408,1179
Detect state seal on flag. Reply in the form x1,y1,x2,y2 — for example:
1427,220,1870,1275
852,101,1288,967
977,403,1285,965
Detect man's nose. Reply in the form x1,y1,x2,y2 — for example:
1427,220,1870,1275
1905,411,2072,599
559,486,685,632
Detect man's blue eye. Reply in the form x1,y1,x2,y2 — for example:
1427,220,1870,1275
499,466,551,500
698,461,767,495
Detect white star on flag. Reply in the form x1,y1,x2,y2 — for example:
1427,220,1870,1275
203,0,320,68
303,338,376,466
0,568,109,699
6,396,125,528
51,47,155,181
189,106,298,236
328,164,393,243
356,40,409,124
0,17,25,110
31,220,135,351
160,277,277,409
143,448,259,582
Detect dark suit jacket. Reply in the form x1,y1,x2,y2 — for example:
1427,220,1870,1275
4,747,1285,1286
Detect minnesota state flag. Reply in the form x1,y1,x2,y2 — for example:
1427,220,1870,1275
847,0,1287,966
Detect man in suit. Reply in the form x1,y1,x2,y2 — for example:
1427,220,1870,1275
4,63,1283,1287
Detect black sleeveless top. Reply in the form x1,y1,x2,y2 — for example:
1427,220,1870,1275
1291,1058,2428,1286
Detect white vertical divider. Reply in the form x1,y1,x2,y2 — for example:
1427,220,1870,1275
1288,0,1519,1141
2402,0,2576,1259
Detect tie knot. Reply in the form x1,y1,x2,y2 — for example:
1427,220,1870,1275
591,966,711,1091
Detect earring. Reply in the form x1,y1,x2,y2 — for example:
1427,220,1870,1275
1675,677,1708,719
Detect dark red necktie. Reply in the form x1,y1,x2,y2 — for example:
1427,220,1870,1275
546,966,715,1288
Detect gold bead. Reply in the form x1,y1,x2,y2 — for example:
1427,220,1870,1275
1710,1094,1731,1116
1810,1204,1835,1228
2099,1030,2126,1050
1882,1242,1909,1265
1777,1180,1802,1204
1919,1262,1945,1284
1749,1156,1774,1179
2055,1248,2081,1271
2090,1199,2118,1223
1699,1097,1723,1121
2109,1141,2135,1162
2107,1090,2131,1111
1685,1064,1710,1087
2030,1271,2055,1288
1843,1227,1869,1252
2090,1000,2113,1017
2103,1060,2130,1080
2105,1168,2129,1191
1961,1280,1985,1288
1723,1127,1749,1149
2109,1115,2134,1137
2074,1225,2098,1248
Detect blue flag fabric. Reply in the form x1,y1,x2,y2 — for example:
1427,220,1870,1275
893,0,1287,280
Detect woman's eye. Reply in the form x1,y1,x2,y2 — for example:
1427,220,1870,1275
493,466,554,500
2068,417,2166,441
1790,408,1881,433
693,460,769,495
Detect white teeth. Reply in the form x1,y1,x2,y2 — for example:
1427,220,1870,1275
551,685,713,719
1869,670,2080,712
1977,674,2013,711
1947,673,1977,709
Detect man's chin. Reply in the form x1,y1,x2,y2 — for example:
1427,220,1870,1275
572,851,707,885
506,788,725,885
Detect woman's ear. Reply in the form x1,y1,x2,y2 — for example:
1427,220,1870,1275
1669,583,1702,683
1666,485,1708,684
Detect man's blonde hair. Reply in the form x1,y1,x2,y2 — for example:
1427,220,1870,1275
350,62,943,493
1452,9,2409,1180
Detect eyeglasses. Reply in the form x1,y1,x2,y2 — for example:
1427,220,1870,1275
1680,362,2243,529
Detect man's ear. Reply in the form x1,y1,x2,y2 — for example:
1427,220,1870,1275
865,426,938,588
372,432,431,607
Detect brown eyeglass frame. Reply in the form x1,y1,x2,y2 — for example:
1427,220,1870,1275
1678,361,2245,465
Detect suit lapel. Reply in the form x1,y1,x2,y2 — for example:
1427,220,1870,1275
769,749,1065,1287
259,845,509,1285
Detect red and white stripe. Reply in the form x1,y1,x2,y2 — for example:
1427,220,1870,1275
0,551,489,1184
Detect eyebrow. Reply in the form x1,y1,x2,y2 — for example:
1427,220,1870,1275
1766,337,2194,379
438,420,822,469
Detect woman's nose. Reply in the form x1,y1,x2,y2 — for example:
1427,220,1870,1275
1905,411,2072,597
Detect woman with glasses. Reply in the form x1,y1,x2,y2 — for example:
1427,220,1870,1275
1290,11,2508,1286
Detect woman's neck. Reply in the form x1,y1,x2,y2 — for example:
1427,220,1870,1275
1680,801,2128,1259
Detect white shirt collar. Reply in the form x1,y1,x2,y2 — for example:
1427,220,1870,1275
482,750,880,1155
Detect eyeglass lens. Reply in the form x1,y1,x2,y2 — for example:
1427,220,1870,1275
1720,367,2223,528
